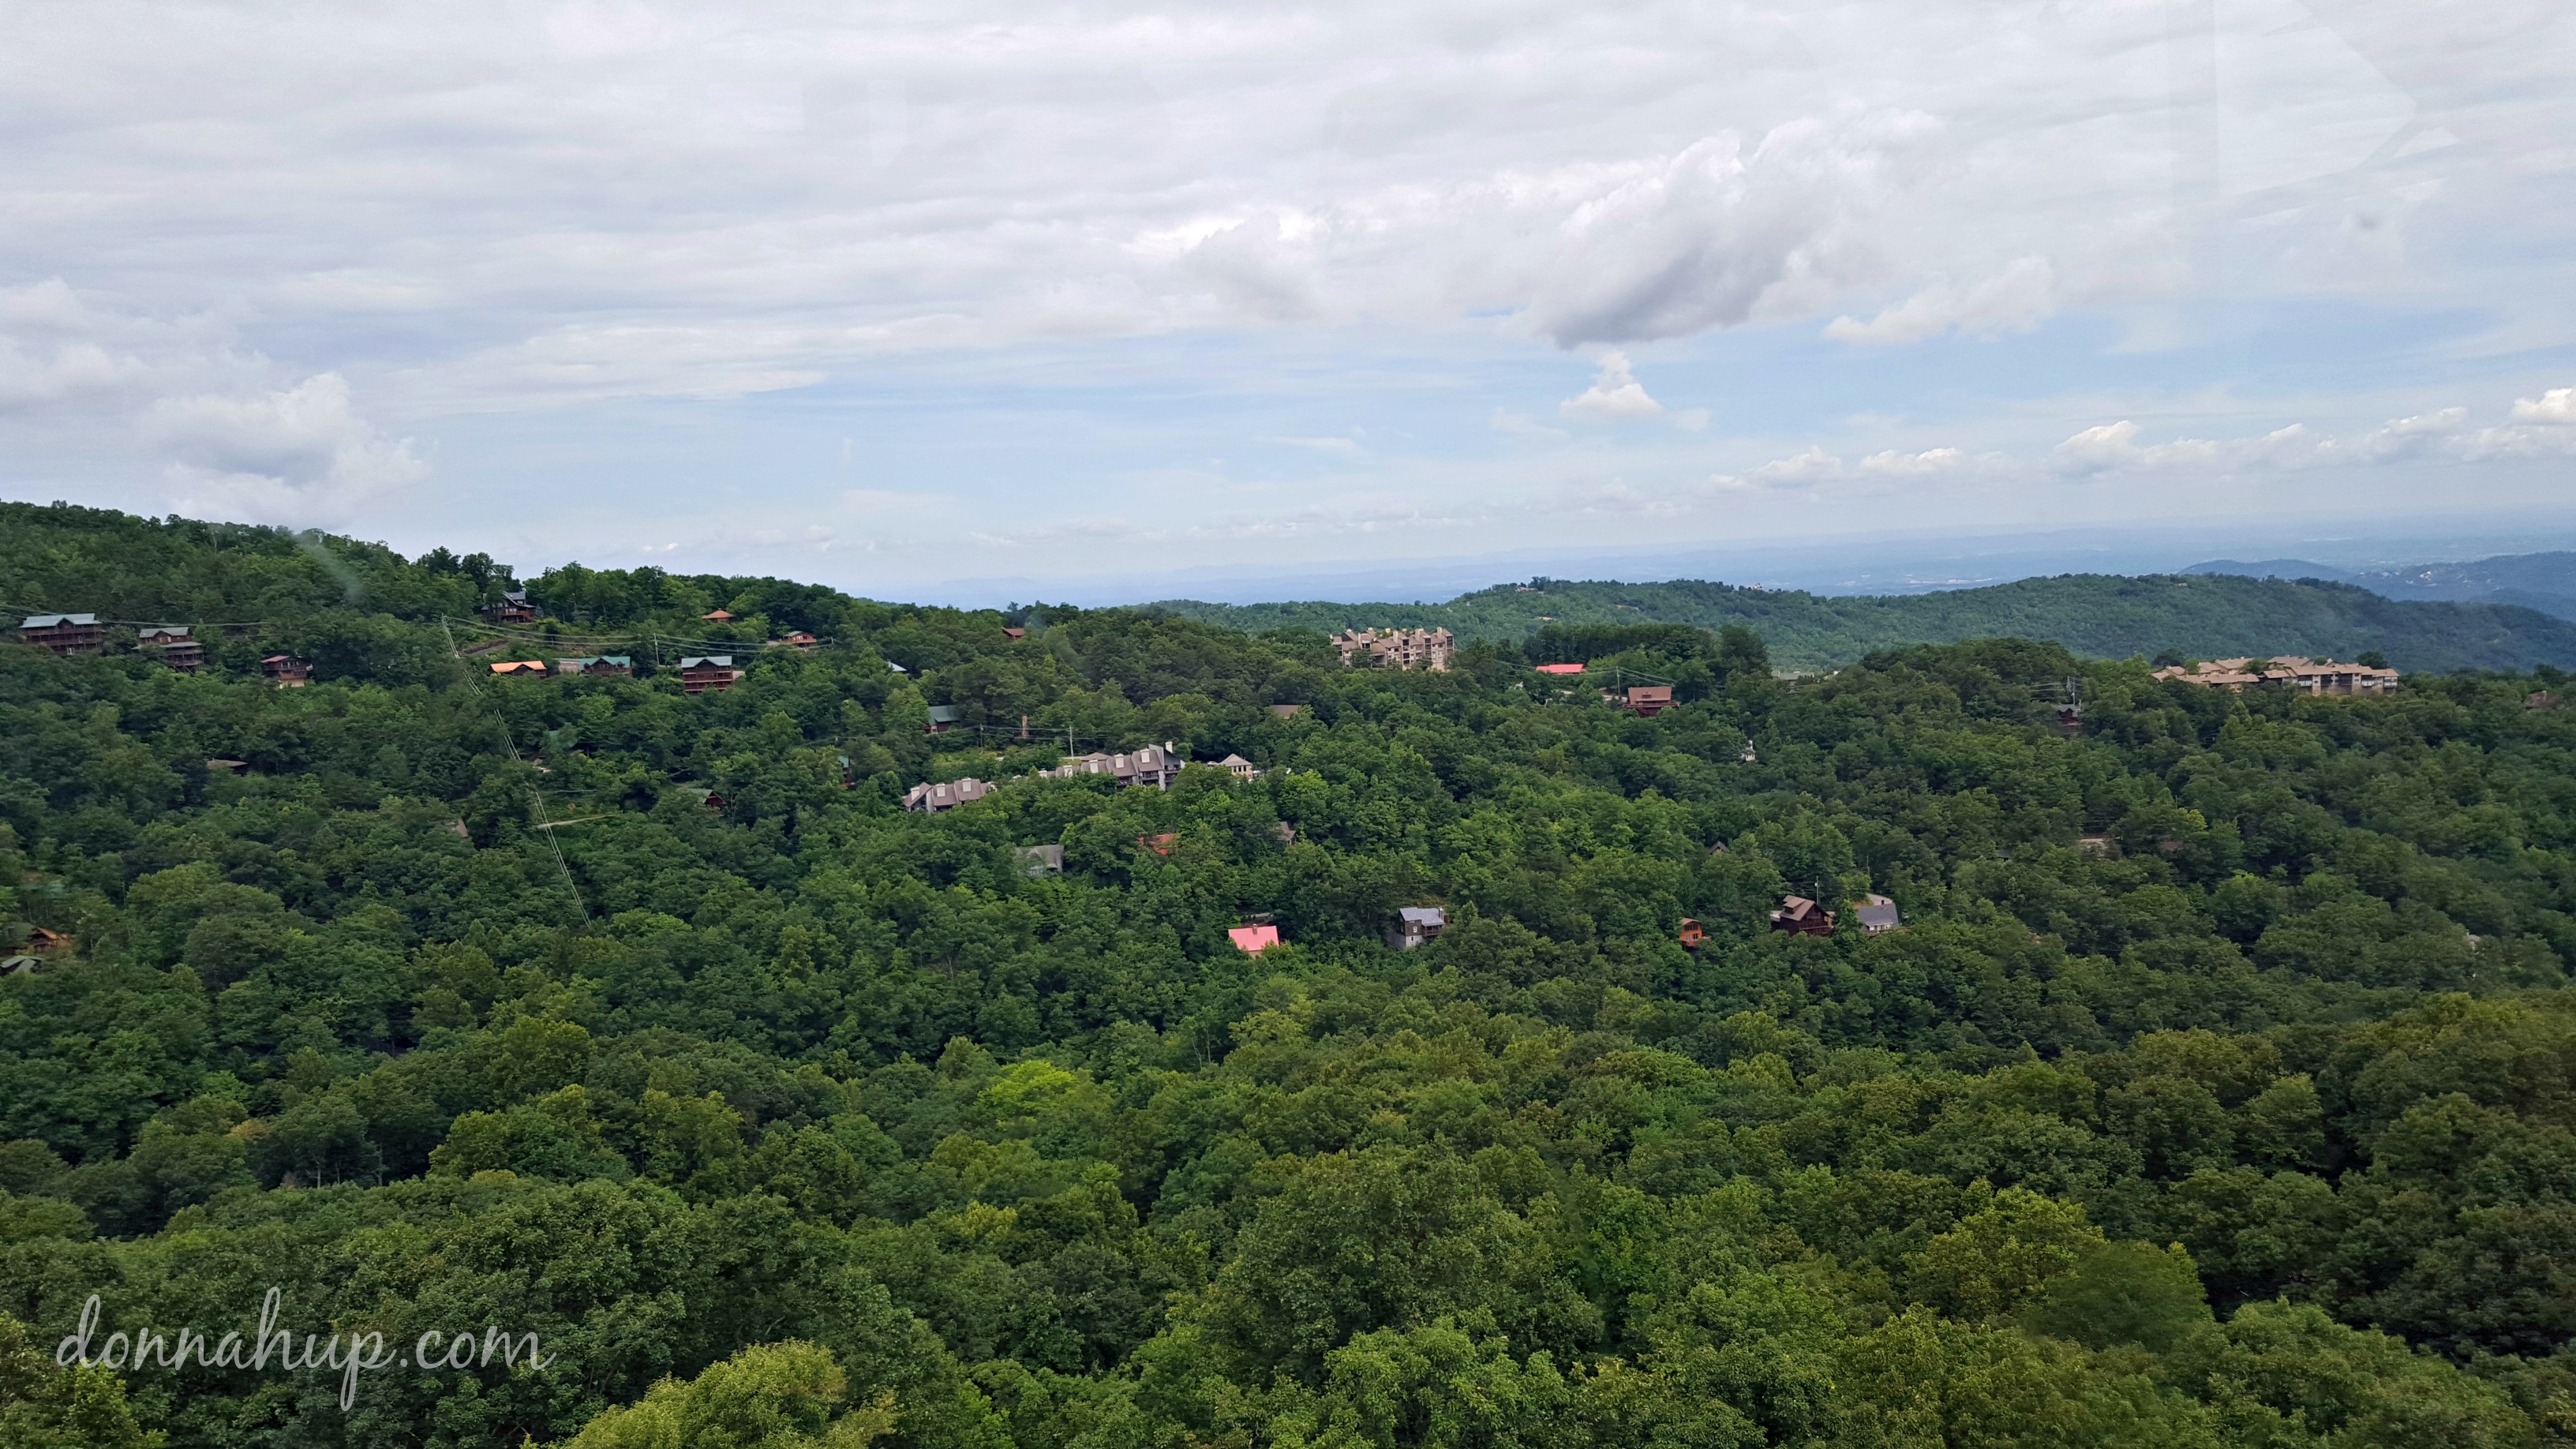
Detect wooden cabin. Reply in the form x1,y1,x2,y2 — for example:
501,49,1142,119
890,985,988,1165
18,613,103,657
136,624,204,672
481,589,536,625
1769,897,1835,936
260,654,312,687
1389,905,1447,951
1620,685,1676,717
677,655,740,694
1677,917,1705,950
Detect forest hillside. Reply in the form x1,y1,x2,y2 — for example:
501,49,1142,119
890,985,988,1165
1163,572,2576,672
4,501,2576,1447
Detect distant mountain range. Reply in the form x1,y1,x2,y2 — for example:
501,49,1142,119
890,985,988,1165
1159,571,2576,673
2185,552,2576,623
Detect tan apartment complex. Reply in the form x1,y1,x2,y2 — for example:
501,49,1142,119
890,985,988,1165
1333,627,1453,671
2153,657,2399,695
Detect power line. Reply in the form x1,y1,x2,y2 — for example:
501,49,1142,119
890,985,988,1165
441,616,586,922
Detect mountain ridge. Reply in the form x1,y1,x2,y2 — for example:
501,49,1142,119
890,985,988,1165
1157,571,2576,673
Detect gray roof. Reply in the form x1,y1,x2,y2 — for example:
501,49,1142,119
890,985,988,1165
21,613,98,628
138,624,192,640
927,706,962,723
1855,894,1901,928
678,655,733,668
1398,906,1447,926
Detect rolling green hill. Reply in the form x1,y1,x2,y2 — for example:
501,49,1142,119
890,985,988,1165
1158,572,2576,672
11,499,2576,1444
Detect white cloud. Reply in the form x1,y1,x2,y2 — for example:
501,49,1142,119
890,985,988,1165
1824,257,2056,346
1560,351,1666,420
2353,407,2468,461
2052,420,2225,474
0,0,2568,572
1713,445,1846,490
2514,388,2576,425
1858,447,1968,476
148,373,427,524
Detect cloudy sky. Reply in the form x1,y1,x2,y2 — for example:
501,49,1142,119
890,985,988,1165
2,0,2572,593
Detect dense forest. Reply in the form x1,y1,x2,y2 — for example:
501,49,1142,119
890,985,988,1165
1164,572,2576,673
7,501,2576,1447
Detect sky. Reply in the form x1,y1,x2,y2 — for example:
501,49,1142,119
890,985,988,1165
2,0,2573,599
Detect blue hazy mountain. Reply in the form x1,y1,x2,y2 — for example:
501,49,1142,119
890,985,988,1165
2189,552,2576,622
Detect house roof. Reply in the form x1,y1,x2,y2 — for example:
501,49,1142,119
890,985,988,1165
490,661,549,673
1398,906,1447,927
1627,686,1675,701
926,706,962,723
138,625,191,640
702,609,735,620
1855,893,1901,930
904,777,995,808
1533,663,1585,675
21,613,98,628
1229,924,1282,953
678,655,734,668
